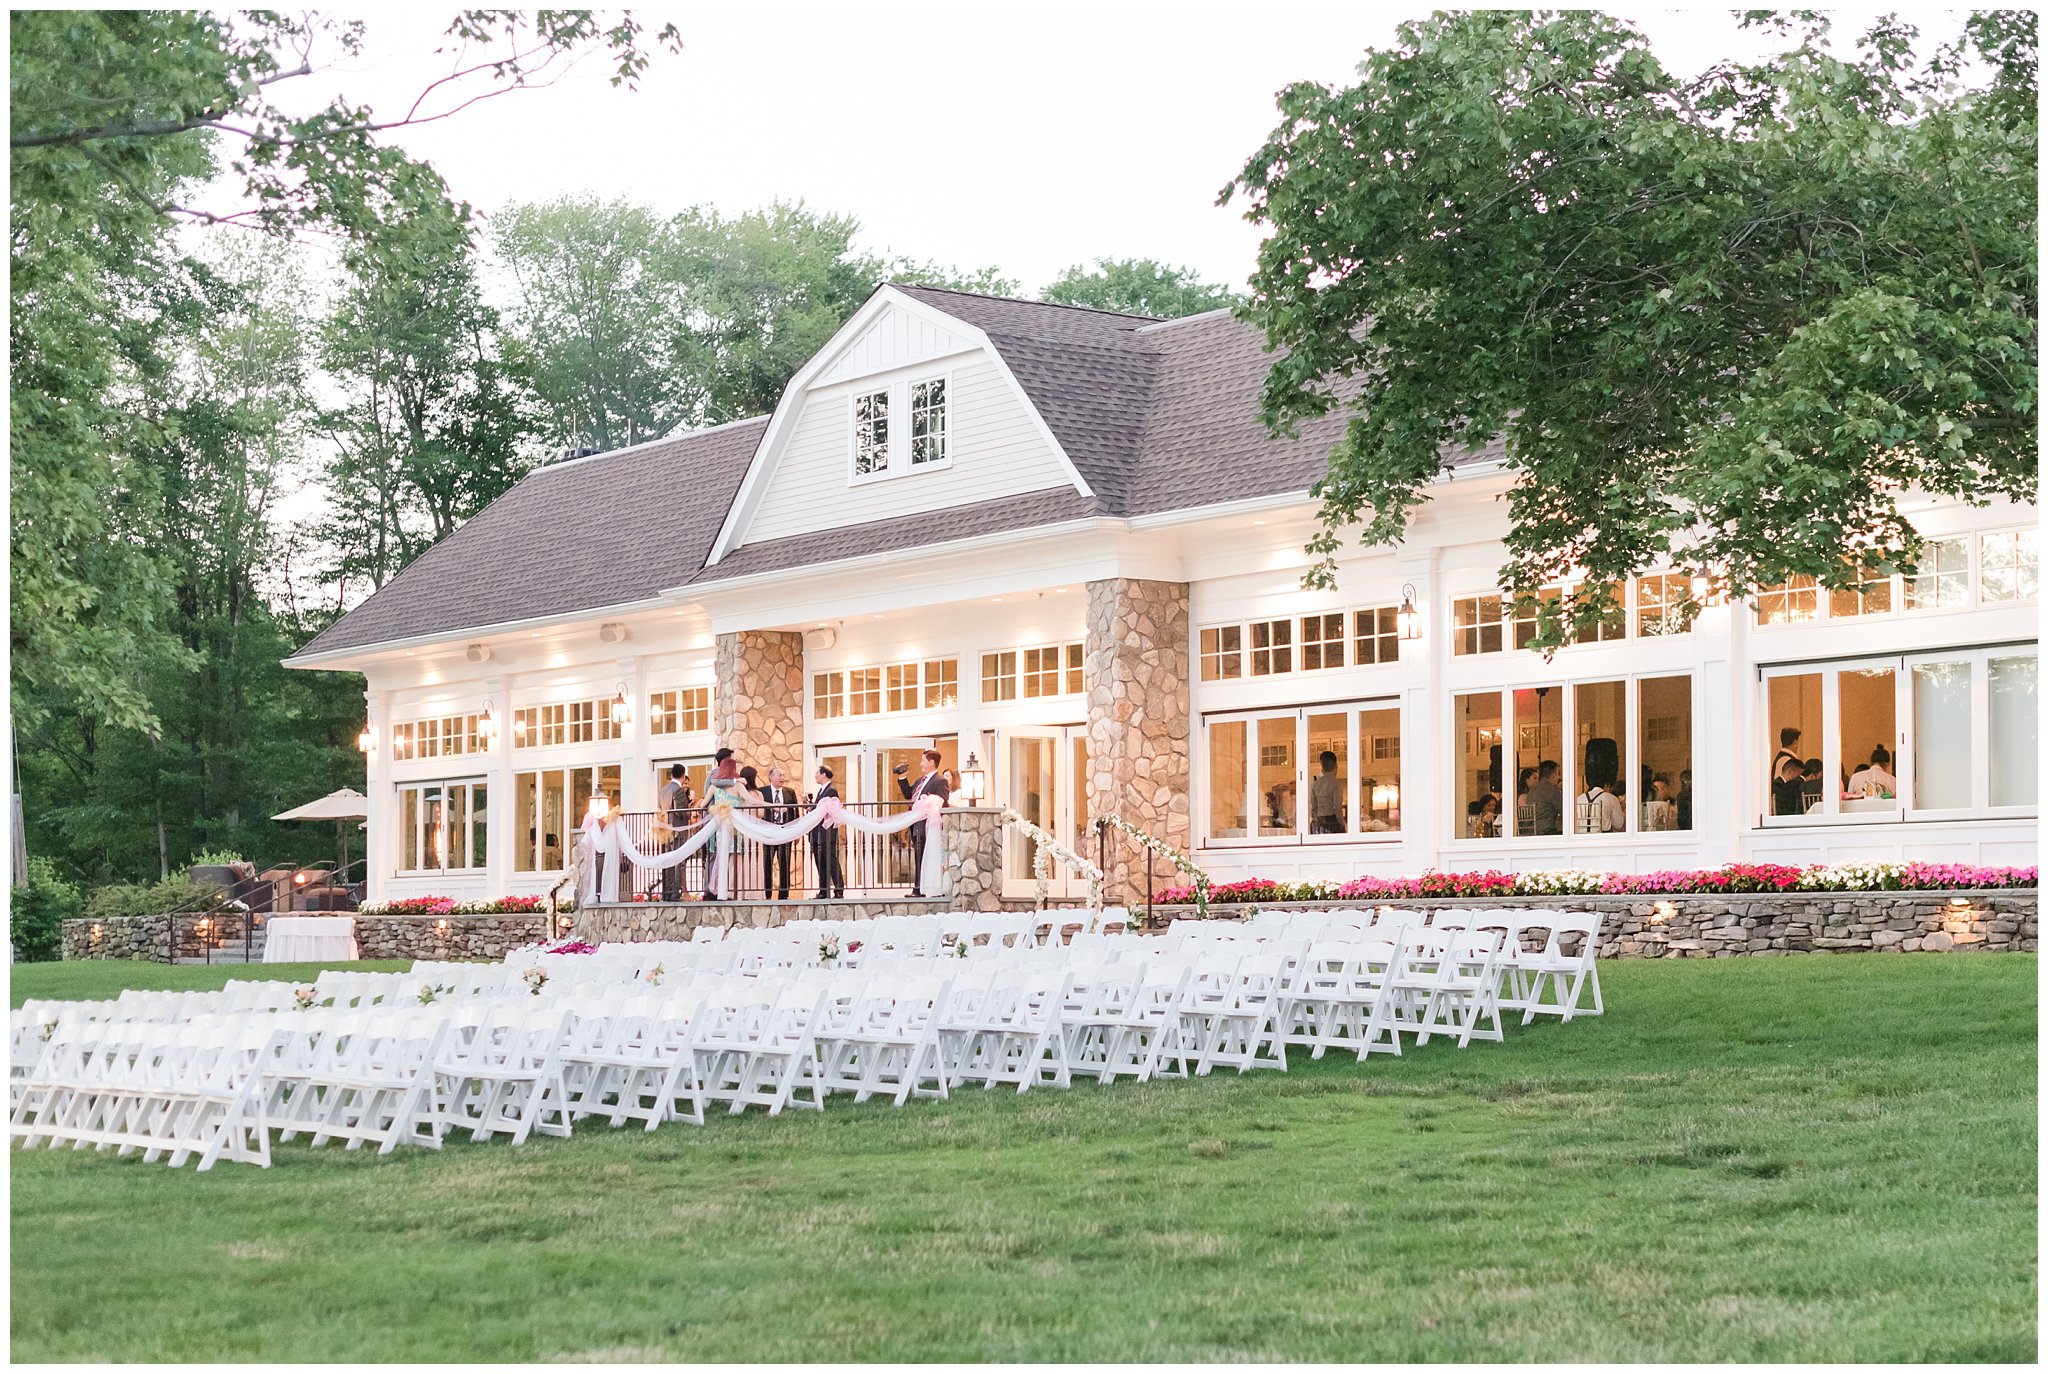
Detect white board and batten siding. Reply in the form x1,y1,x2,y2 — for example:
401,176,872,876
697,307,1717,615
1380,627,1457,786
740,352,1078,546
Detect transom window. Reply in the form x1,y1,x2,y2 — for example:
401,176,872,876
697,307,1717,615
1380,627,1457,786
1199,626,1242,681
1452,595,1505,656
1299,613,1346,672
1829,563,1894,619
648,688,710,735
1754,577,1820,625
816,659,959,719
1981,528,2038,602
1249,619,1293,675
389,713,482,762
982,643,1081,701
1635,574,1698,637
1906,538,1969,609
1354,606,1400,664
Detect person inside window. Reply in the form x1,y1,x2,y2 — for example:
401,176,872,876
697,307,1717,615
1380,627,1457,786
1466,793,1500,838
1772,755,1809,816
1771,726,1803,781
1310,751,1344,833
1675,769,1694,830
1800,757,1825,810
1847,746,1897,797
1577,738,1625,833
1525,760,1564,835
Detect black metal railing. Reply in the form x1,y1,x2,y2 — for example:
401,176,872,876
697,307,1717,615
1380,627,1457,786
597,802,932,904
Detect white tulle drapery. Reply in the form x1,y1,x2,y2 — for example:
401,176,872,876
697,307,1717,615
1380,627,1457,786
577,795,945,903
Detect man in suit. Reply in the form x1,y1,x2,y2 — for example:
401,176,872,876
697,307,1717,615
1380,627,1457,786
759,765,799,901
894,748,951,897
809,764,844,900
656,763,690,902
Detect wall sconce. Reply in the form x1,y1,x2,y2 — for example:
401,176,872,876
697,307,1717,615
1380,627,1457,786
90,923,103,941
1650,900,1676,925
478,700,498,748
1397,583,1422,641
435,919,450,936
357,725,376,754
958,751,988,806
610,683,632,731
1947,895,1970,909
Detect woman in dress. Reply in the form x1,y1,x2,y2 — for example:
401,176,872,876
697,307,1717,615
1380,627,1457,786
700,752,746,899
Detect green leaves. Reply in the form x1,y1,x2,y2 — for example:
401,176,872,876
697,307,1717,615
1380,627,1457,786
1226,10,2036,641
1040,259,1242,318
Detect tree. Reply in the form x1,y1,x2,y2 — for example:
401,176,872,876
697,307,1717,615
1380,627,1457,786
1224,10,2036,641
1040,258,1242,318
320,200,532,592
493,196,701,452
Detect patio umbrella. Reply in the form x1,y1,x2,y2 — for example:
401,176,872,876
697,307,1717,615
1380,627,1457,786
272,787,370,880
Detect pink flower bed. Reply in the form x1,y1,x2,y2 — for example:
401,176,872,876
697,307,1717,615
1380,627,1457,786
544,940,598,955
1153,862,2037,905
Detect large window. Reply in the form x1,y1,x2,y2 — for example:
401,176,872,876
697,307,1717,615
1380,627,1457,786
396,780,487,874
1204,701,1403,845
1454,674,1694,842
512,765,620,872
1761,649,2036,823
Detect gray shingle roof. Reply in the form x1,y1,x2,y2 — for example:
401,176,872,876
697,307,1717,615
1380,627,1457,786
295,285,1503,658
293,417,766,657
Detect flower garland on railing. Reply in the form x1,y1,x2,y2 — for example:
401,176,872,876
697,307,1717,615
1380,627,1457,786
1097,813,1210,918
1002,806,1105,912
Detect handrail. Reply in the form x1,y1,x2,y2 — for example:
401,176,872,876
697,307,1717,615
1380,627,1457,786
595,802,927,905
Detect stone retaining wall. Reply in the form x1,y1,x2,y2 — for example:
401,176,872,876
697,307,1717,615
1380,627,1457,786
570,896,958,943
61,911,253,963
1148,889,2038,957
353,914,551,962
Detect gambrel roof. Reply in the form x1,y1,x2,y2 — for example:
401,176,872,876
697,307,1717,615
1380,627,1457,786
292,284,1501,660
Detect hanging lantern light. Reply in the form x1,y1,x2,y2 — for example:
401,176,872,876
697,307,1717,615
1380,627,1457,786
611,683,632,730
357,725,376,754
478,700,498,748
1397,583,1423,641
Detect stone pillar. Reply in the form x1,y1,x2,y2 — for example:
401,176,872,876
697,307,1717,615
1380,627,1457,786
1083,578,1192,905
713,630,806,769
944,806,1005,910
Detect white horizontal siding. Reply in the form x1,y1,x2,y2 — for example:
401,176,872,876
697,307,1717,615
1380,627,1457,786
743,356,1074,545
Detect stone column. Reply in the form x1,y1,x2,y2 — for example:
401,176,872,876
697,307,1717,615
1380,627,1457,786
944,806,1005,910
1083,578,1192,905
714,630,806,770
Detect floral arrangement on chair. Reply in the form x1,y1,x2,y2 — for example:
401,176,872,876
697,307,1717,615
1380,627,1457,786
291,986,319,1011
522,967,549,996
416,982,452,1006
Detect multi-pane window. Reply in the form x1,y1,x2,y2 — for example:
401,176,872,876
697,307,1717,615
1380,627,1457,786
397,780,487,873
1299,613,1346,671
885,662,919,713
1199,627,1242,681
1509,588,1563,650
1022,645,1064,697
1980,529,2038,602
567,700,598,744
1453,595,1504,656
1065,642,1085,695
1572,583,1627,643
981,651,1017,703
1754,576,1819,625
390,714,482,762
648,688,709,735
1829,564,1894,619
391,723,416,761
852,389,889,476
923,659,959,709
1635,574,1698,637
909,378,947,466
1354,607,1399,665
512,703,570,748
813,672,845,720
1249,619,1293,675
1905,537,1969,610
847,667,882,716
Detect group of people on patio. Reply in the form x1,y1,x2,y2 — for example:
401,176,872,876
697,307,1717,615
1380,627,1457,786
626,746,953,903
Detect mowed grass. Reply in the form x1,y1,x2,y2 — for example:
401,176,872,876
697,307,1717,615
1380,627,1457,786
8,953,2037,1363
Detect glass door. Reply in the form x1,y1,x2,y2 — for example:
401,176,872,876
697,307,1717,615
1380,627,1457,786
1001,725,1089,899
1202,701,1403,847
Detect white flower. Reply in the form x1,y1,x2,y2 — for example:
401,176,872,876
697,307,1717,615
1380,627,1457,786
522,967,549,995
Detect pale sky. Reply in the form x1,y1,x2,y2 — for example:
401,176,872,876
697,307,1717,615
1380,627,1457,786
259,3,1905,292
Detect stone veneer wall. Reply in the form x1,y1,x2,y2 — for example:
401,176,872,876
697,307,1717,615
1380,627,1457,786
1146,890,2038,957
354,915,551,962
62,911,252,963
572,897,956,942
714,629,806,769
1084,578,1192,905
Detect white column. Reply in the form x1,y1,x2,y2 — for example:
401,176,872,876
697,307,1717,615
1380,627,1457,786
364,687,393,903
1704,599,1743,866
624,654,651,811
1405,550,1443,872
485,672,515,896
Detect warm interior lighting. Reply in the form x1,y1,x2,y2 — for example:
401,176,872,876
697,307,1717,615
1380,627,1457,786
958,751,988,806
1397,583,1423,641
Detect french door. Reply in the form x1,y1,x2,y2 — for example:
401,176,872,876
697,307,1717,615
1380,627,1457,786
813,737,950,893
1002,725,1090,899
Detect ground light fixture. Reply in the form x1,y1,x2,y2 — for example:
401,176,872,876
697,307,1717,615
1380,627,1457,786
1397,583,1422,641
958,752,988,806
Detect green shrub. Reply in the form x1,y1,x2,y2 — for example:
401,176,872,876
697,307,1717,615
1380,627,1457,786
188,848,244,868
84,873,225,922
12,857,81,962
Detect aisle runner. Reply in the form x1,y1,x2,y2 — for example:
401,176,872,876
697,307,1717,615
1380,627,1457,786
577,795,945,905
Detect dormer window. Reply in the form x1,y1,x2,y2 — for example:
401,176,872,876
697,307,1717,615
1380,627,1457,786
852,389,889,476
849,374,950,481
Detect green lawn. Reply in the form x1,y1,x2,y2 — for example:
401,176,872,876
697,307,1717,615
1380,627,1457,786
9,954,2037,1362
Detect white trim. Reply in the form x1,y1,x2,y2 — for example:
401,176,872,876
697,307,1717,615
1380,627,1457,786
707,286,1094,566
664,514,1105,600
283,593,684,670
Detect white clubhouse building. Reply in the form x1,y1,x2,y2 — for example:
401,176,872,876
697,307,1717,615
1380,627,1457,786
288,284,2040,904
